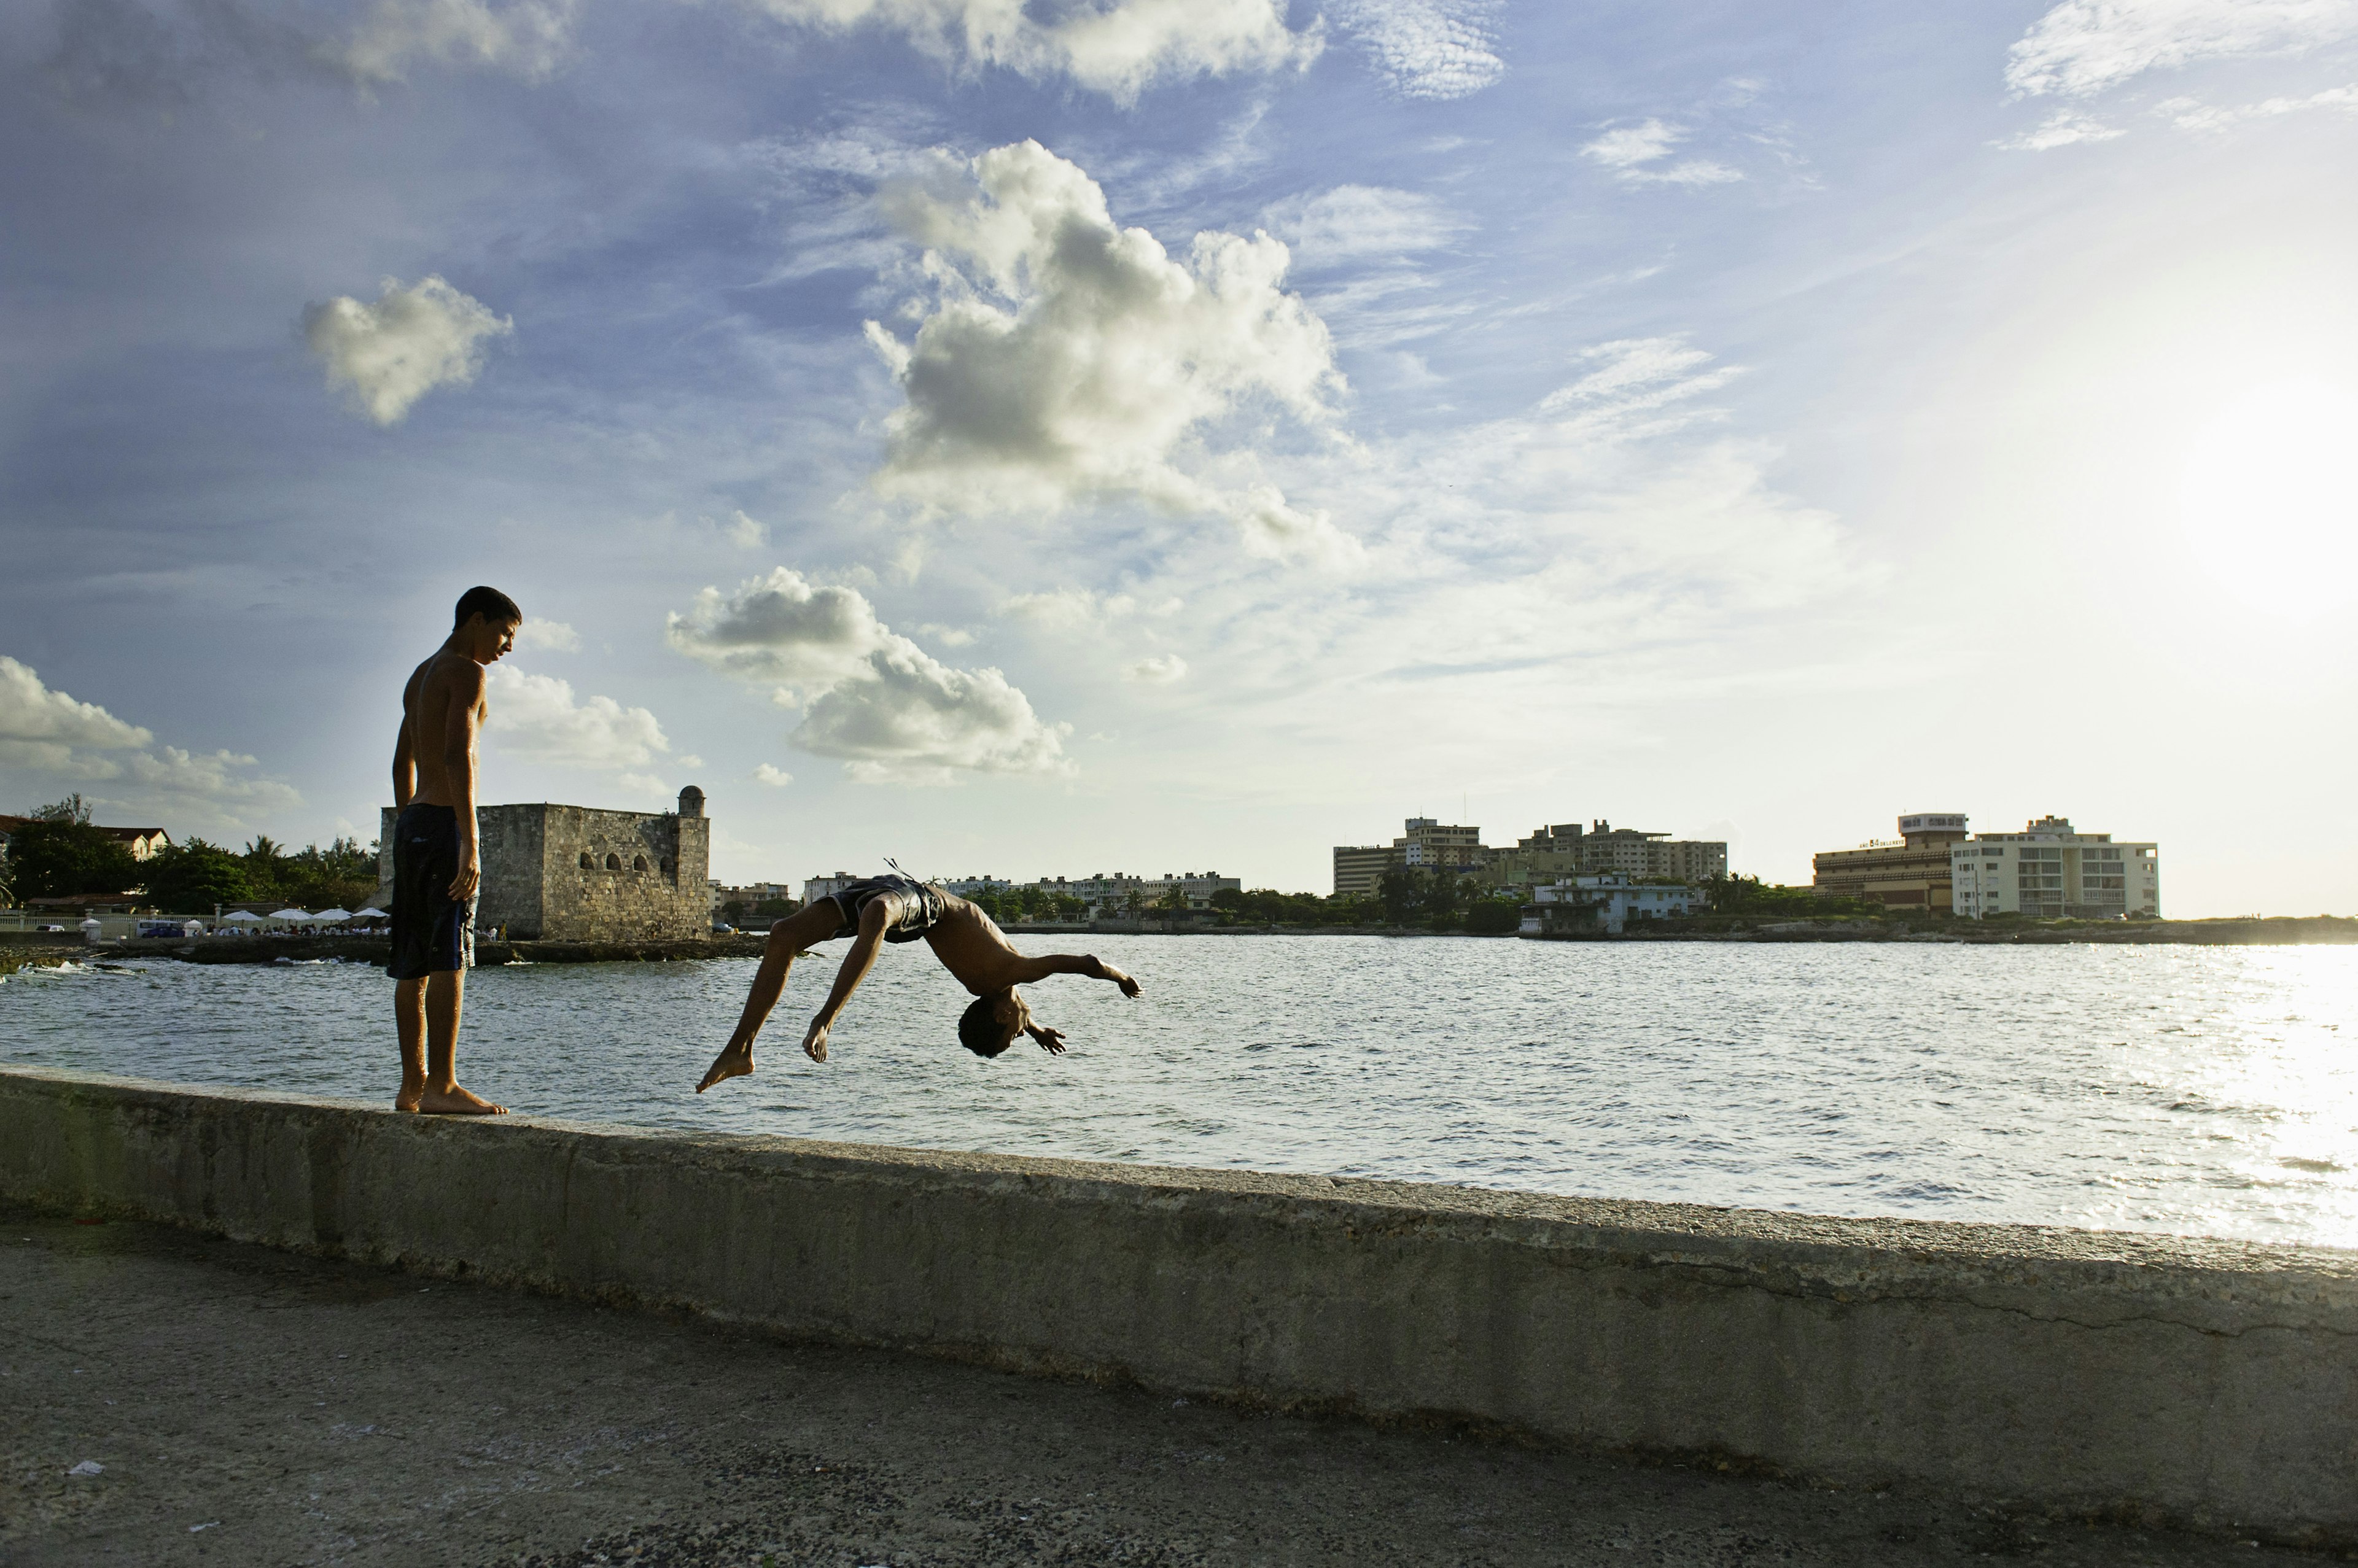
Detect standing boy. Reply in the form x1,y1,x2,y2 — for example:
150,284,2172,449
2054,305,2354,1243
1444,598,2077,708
388,586,520,1114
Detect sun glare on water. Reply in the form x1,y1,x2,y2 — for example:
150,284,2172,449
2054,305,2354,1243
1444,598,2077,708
2179,378,2358,620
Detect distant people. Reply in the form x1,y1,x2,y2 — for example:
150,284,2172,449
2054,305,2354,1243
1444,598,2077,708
696,871,1142,1093
387,586,521,1115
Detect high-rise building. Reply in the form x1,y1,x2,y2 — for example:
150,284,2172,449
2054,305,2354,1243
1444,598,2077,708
1486,821,1727,889
1811,813,1970,912
1950,817,2159,920
1332,817,1487,896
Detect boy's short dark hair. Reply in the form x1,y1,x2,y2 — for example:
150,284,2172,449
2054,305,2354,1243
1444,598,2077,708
454,586,523,629
959,995,1013,1058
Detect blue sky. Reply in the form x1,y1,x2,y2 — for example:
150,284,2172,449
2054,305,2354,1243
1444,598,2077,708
4,0,2356,914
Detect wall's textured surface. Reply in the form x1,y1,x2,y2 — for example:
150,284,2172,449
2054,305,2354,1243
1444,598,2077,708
377,792,709,941
4,1065,2354,1544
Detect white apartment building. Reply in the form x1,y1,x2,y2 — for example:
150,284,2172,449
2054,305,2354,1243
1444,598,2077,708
1950,817,2160,920
1520,874,1705,936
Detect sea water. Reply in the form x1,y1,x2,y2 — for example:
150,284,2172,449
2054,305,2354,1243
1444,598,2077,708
6,937,2356,1247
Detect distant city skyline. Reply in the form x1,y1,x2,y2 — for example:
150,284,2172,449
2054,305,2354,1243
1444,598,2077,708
4,1,2355,918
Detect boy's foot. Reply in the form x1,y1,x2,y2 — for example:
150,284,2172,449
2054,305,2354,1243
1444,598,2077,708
416,1083,508,1116
394,1082,426,1114
697,1041,753,1093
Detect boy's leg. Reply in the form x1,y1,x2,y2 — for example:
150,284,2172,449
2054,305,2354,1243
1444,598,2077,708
417,968,506,1115
394,977,428,1112
697,902,841,1092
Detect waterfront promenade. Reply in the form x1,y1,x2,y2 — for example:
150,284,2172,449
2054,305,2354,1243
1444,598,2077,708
0,1210,2314,1568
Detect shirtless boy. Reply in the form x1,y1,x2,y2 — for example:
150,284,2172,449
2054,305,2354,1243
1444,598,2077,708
696,872,1142,1091
387,586,520,1115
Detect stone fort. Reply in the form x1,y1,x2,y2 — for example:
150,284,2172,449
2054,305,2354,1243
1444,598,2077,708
378,786,711,942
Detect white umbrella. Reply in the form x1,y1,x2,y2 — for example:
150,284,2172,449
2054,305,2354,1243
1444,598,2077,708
313,908,354,923
268,908,311,921
219,910,265,923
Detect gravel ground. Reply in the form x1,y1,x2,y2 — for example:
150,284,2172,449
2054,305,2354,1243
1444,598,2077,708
0,1212,2335,1567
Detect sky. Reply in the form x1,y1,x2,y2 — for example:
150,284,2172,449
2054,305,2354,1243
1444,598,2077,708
2,0,2356,915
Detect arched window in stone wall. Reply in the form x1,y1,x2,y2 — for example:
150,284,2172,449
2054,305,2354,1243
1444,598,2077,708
632,855,649,872
579,852,595,869
605,853,622,870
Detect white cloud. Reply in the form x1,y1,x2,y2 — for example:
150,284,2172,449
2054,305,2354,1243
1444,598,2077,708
725,509,768,548
667,568,1072,781
2005,0,2358,97
302,275,512,426
864,139,1355,563
1257,185,1469,268
753,763,795,786
1581,120,1744,187
484,664,672,774
736,0,1318,103
1993,109,2129,150
1000,588,1138,631
122,748,304,813
338,0,578,83
0,656,299,823
514,618,581,652
1328,0,1504,99
1125,654,1188,683
1536,337,1745,435
2155,82,2358,128
0,655,150,770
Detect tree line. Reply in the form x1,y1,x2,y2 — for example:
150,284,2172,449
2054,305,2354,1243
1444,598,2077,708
4,796,380,912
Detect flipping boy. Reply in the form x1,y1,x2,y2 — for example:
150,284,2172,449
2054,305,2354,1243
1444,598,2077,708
696,872,1141,1091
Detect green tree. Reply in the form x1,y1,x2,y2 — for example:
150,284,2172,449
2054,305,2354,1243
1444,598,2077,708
30,793,94,824
281,837,380,910
142,839,255,912
6,815,139,900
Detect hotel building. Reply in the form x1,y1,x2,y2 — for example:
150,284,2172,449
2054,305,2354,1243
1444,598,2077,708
1950,817,2160,920
1811,813,1971,912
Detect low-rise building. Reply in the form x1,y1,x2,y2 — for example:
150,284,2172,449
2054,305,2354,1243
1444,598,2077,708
1951,816,2159,920
1519,874,1705,936
0,815,172,864
1030,871,1241,913
802,872,861,907
1811,813,1970,913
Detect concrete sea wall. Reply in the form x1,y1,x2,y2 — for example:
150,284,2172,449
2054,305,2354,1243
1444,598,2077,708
3,1065,2352,1543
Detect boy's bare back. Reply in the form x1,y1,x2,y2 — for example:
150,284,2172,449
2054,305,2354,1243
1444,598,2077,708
400,651,488,812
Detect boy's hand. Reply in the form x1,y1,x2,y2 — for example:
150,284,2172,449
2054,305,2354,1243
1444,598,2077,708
1102,963,1142,998
1028,1025,1068,1055
449,841,481,902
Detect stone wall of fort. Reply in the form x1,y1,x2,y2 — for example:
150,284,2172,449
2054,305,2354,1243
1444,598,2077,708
377,787,709,942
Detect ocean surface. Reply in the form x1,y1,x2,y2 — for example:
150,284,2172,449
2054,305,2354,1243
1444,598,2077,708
6,937,2356,1248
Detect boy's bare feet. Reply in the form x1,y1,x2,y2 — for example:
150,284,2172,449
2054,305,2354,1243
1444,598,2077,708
801,1022,829,1063
697,1039,754,1093
416,1083,508,1115
395,1081,426,1114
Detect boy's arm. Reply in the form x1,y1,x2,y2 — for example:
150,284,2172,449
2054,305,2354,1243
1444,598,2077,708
802,896,895,1061
1011,953,1142,996
391,718,416,809
440,664,487,902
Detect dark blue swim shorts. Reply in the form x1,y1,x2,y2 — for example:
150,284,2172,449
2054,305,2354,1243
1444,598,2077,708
387,803,477,980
